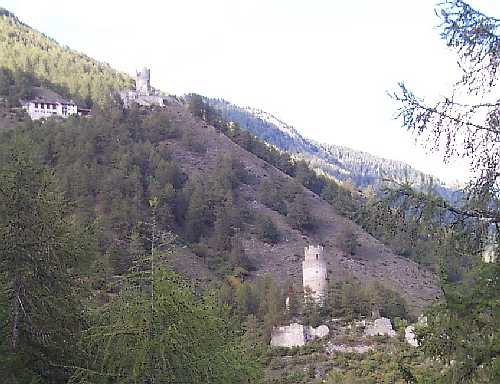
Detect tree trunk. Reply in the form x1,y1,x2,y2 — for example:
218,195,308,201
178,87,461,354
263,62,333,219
10,285,21,352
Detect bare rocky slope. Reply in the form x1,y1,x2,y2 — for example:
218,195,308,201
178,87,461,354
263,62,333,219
161,102,441,316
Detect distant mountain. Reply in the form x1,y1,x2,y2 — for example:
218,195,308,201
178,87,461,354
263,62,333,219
206,98,456,196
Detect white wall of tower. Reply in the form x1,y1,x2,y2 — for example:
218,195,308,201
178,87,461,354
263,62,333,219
302,245,328,302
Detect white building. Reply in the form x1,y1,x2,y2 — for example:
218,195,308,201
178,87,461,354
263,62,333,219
302,245,328,303
21,87,79,120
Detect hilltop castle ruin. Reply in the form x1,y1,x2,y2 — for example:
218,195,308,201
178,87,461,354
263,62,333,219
119,67,170,108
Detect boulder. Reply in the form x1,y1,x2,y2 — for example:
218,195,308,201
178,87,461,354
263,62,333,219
364,317,396,337
270,323,306,347
405,325,418,347
309,324,329,339
270,323,330,347
326,342,375,354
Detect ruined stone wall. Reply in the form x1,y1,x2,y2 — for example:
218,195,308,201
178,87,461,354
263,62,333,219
302,245,328,302
270,323,330,348
270,323,306,347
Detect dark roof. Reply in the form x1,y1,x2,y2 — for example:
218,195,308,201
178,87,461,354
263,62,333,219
27,87,74,104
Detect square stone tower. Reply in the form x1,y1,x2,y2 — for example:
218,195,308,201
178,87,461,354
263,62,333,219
136,67,151,96
302,245,328,303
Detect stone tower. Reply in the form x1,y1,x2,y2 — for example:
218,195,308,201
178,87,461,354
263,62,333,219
136,67,151,95
302,245,328,303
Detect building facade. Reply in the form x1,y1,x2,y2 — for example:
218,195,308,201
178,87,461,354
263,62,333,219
21,87,79,120
302,245,328,303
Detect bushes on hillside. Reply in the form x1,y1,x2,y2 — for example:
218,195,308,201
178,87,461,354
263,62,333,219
336,223,359,256
324,278,408,321
256,214,280,244
287,192,316,232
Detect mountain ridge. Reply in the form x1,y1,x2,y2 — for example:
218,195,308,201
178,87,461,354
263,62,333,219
206,97,456,195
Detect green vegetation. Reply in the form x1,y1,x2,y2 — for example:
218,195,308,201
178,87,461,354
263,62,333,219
324,346,443,384
73,234,258,383
0,144,85,383
389,0,500,382
336,223,359,256
187,94,359,222
0,140,260,383
0,13,132,106
0,1,498,382
324,278,408,321
255,214,280,244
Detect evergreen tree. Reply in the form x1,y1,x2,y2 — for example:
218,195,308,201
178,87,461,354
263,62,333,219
302,287,321,327
0,143,84,383
391,1,499,381
211,192,240,252
257,179,286,214
256,277,283,342
287,191,315,231
336,223,359,256
72,218,258,384
256,214,280,244
185,177,207,242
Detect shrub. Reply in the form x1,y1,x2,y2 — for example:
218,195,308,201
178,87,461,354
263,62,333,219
256,214,280,244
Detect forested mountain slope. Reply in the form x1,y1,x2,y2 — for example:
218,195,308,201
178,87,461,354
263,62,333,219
0,9,440,316
0,102,440,315
206,98,455,195
1,4,497,383
0,7,133,106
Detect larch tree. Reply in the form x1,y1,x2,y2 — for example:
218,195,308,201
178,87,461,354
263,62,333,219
71,203,259,384
391,1,499,381
0,142,84,383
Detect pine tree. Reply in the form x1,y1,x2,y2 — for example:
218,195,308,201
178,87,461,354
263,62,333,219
256,214,280,244
391,1,499,381
287,192,315,231
72,206,259,383
185,178,207,242
0,143,83,383
303,287,321,327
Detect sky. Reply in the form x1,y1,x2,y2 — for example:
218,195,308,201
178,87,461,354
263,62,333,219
3,0,499,184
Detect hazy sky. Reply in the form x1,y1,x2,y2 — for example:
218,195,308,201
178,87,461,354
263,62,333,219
3,0,499,183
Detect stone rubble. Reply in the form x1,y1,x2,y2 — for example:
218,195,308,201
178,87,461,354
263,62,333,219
270,323,330,348
326,341,375,354
364,317,396,337
405,325,418,347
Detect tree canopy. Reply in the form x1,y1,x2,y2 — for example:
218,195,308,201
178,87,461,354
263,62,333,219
391,1,499,382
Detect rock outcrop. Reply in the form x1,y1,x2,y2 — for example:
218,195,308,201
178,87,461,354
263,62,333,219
405,325,418,347
364,317,396,337
270,323,330,348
